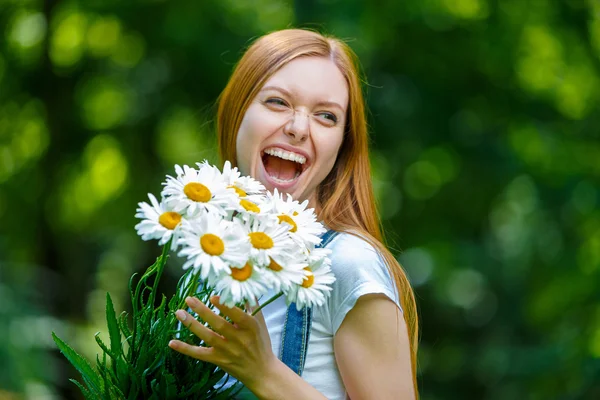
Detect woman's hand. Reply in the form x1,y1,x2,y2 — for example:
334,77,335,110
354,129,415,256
168,295,277,390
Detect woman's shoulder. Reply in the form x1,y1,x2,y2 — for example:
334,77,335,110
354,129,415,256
322,230,401,334
327,231,385,268
326,230,395,293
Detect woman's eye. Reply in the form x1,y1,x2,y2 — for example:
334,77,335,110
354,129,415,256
265,98,288,107
318,112,338,124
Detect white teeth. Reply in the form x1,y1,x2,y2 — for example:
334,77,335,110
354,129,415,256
264,147,306,164
268,170,301,183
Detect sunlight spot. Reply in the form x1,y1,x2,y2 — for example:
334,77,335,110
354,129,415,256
554,63,598,120
155,106,217,166
447,269,485,309
403,160,442,200
79,77,132,130
86,15,122,58
59,135,128,229
399,248,435,287
578,230,600,275
0,99,49,183
85,135,128,200
442,0,489,20
516,26,564,93
590,18,600,60
420,147,460,184
9,11,46,48
111,32,145,68
50,11,87,67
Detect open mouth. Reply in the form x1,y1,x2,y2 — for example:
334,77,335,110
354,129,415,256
261,147,308,185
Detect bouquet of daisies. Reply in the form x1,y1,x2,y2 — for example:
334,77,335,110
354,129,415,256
52,161,335,399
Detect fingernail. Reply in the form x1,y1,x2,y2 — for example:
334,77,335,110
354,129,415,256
186,296,200,306
175,310,186,321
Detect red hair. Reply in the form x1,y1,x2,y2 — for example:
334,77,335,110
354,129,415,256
217,29,419,394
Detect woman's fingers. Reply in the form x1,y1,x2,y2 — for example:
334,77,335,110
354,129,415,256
175,309,223,347
168,339,215,362
185,296,236,337
210,296,255,328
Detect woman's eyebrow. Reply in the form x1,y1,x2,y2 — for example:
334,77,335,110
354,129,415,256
260,85,345,112
260,85,292,96
314,100,345,113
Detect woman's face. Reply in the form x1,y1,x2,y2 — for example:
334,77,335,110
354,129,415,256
235,56,349,206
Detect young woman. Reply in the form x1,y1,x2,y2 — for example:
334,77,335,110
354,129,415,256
168,29,419,399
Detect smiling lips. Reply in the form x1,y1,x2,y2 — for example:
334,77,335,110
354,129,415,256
261,146,308,183
263,147,307,164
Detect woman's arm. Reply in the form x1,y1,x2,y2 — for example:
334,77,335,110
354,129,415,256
334,293,416,400
253,293,415,399
169,296,327,400
169,293,414,400
249,358,328,400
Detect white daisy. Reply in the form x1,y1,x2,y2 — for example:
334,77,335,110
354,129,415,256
212,261,270,308
307,247,333,270
232,196,274,223
134,193,183,248
245,217,295,268
260,253,308,293
285,248,336,311
161,163,235,217
267,189,326,250
222,160,265,198
176,214,250,280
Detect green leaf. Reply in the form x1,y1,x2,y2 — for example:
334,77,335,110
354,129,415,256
165,373,178,399
52,332,103,396
106,293,123,364
94,332,117,361
119,312,132,345
54,241,240,399
70,378,94,400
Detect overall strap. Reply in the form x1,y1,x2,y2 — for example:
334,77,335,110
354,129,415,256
279,229,338,375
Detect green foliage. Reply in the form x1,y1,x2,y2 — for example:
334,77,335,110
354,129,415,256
52,241,241,399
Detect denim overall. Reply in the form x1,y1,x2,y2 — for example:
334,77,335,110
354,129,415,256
278,229,337,374
236,229,338,399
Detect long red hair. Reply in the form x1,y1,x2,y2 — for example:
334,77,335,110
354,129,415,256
216,29,419,394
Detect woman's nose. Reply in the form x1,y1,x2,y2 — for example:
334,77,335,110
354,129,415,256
284,110,309,142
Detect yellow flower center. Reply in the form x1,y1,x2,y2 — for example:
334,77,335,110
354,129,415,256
268,257,283,272
277,214,297,232
184,182,212,202
248,232,274,249
200,233,224,256
228,185,247,197
231,262,253,281
158,211,181,230
240,199,260,213
301,267,314,288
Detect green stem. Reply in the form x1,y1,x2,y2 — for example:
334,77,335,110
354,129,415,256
149,239,172,309
251,292,283,316
131,239,172,363
177,269,202,311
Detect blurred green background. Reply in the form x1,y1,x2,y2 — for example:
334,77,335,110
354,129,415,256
1,0,599,398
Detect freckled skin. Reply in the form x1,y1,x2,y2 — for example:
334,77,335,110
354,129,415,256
236,56,349,207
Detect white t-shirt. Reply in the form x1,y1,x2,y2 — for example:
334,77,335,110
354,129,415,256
230,232,402,399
